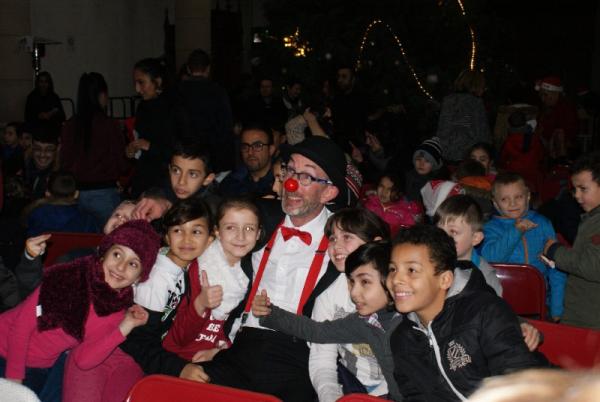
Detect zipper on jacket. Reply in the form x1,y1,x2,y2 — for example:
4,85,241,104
427,323,467,401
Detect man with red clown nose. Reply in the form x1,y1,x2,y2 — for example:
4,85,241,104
195,136,348,402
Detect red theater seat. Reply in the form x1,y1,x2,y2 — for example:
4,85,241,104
44,232,103,267
491,263,547,318
126,375,282,402
527,319,600,369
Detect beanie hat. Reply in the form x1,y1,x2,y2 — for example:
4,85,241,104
535,76,563,93
98,219,161,282
281,136,349,207
413,137,443,171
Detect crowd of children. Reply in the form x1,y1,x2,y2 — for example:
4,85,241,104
1,55,599,402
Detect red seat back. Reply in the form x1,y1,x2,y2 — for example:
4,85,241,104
491,263,547,318
126,375,282,402
44,232,104,267
527,319,600,369
338,394,385,401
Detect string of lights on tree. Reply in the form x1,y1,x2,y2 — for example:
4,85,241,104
354,0,477,100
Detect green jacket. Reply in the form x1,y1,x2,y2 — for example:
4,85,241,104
549,205,600,329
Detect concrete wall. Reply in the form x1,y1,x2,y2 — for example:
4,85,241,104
0,0,176,125
0,0,32,124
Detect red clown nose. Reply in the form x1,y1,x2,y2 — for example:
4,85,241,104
284,178,299,192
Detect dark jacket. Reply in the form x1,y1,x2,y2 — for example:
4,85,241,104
390,262,547,401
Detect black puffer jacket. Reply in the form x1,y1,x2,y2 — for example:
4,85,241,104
390,262,547,401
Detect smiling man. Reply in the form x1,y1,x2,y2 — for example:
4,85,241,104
219,125,276,198
198,136,349,401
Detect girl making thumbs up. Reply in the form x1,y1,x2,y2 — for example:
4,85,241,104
163,197,261,363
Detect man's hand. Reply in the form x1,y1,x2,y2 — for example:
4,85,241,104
25,233,52,258
132,197,172,221
193,270,223,316
179,363,210,382
520,322,541,351
365,131,383,154
252,290,271,317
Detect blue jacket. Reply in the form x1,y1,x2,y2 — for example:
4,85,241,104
27,204,98,237
481,210,566,317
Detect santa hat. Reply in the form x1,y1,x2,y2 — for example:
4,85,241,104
535,76,563,93
420,180,464,217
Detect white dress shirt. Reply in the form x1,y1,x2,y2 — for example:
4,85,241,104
243,206,333,329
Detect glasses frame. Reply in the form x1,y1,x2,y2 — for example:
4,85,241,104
280,163,333,186
240,141,271,153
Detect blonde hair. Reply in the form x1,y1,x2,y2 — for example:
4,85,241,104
468,369,600,402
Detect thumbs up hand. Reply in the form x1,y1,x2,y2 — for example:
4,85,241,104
193,270,224,316
252,289,271,317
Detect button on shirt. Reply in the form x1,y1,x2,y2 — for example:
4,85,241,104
244,207,333,329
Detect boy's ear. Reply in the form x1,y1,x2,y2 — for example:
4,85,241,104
439,270,454,290
202,173,216,187
492,199,500,212
164,234,171,246
73,190,79,200
471,230,484,247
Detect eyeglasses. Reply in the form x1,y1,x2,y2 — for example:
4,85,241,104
280,164,333,186
241,141,270,153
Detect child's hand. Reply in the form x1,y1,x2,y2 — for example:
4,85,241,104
191,347,222,363
252,290,271,317
193,270,223,315
132,197,172,221
25,233,52,258
520,322,541,351
119,304,149,336
515,219,538,233
540,254,556,269
180,363,210,383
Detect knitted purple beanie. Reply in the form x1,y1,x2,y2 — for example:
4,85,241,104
97,219,160,282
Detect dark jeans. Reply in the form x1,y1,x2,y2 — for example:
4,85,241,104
0,352,67,402
202,328,315,402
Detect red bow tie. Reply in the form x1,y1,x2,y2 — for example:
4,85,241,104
280,226,312,245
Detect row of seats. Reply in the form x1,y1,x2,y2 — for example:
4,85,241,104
42,233,600,400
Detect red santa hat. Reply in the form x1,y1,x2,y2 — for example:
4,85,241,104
535,76,563,92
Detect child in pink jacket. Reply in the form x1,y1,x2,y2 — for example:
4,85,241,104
364,173,423,236
0,220,160,399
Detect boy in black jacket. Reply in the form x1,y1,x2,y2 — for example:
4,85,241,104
386,225,546,401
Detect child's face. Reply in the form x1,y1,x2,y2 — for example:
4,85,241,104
348,263,390,316
166,217,213,267
386,243,452,325
103,203,135,234
470,149,490,173
572,170,600,212
327,223,367,272
493,181,530,219
102,245,143,289
377,176,396,204
437,217,483,260
271,163,283,197
169,155,214,199
414,155,433,175
20,132,32,150
216,208,260,265
4,126,18,146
